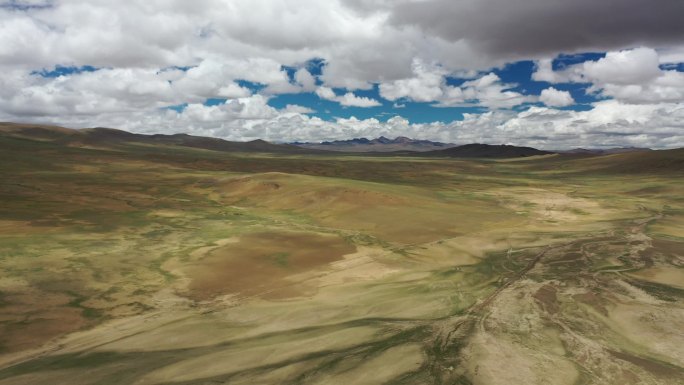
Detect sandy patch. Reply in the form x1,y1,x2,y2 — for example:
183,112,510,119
134,326,381,384
0,220,60,235
465,332,578,385
627,266,684,289
488,187,610,223
608,303,684,367
316,344,424,385
289,246,401,287
405,238,481,265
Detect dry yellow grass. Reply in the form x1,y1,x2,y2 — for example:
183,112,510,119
1,127,683,384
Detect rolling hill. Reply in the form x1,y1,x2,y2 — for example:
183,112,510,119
0,122,323,154
1,123,557,159
421,143,554,158
0,121,682,385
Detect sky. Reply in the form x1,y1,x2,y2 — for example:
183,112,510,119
1,0,684,149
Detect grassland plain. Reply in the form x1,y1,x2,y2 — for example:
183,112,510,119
0,125,683,384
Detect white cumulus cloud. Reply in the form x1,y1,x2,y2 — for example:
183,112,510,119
539,87,574,107
0,2,682,149
315,86,381,107
533,47,684,104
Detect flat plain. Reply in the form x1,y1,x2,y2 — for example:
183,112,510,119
1,123,683,384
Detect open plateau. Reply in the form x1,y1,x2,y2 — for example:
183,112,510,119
0,122,682,384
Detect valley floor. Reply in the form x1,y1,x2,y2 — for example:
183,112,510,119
0,134,683,384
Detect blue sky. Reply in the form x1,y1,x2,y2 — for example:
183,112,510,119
162,54,606,123
276,54,602,122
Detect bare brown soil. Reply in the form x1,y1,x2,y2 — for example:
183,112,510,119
0,291,92,354
185,231,356,300
533,284,559,314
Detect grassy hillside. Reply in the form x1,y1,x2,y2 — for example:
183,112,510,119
0,125,682,384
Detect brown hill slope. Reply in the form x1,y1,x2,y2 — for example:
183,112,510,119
572,148,684,174
510,148,684,175
0,123,324,154
0,123,554,158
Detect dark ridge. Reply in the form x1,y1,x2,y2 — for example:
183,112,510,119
0,122,80,140
421,143,553,158
561,147,653,155
81,127,141,141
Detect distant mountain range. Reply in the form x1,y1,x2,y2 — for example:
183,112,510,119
295,136,553,157
3,122,658,160
293,136,457,152
295,136,653,157
0,123,555,158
